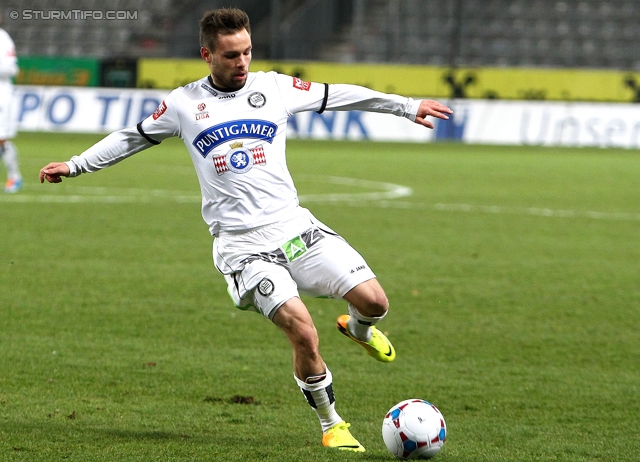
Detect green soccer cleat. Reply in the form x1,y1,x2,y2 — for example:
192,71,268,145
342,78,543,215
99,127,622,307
337,314,396,362
322,421,365,452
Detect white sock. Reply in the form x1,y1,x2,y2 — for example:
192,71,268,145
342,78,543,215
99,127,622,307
295,368,342,433
347,303,386,342
1,141,21,181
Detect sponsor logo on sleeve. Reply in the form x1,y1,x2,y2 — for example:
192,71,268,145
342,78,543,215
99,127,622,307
152,100,167,120
293,77,311,91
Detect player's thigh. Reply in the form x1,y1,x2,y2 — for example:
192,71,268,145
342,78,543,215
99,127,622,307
292,233,376,298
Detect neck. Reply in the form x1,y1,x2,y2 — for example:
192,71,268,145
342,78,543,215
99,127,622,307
208,75,244,93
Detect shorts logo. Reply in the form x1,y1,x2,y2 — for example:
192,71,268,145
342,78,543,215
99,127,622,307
213,142,266,175
293,77,311,91
257,278,274,296
248,92,266,108
281,236,308,262
152,100,167,120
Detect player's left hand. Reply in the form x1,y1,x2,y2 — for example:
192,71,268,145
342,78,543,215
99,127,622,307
414,100,453,129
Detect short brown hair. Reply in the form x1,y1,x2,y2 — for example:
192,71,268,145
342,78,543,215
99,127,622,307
199,8,251,51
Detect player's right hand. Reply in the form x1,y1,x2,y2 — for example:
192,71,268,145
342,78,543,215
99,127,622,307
40,162,70,183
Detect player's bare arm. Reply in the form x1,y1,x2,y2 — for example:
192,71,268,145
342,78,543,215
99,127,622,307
40,162,70,183
414,100,453,129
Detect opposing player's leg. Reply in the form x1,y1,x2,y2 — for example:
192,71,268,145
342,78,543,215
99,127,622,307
0,89,22,194
338,279,396,362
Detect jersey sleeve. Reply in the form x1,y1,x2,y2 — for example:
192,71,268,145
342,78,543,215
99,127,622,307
273,72,418,121
272,73,328,115
137,89,181,142
65,126,154,177
323,84,419,121
65,91,182,177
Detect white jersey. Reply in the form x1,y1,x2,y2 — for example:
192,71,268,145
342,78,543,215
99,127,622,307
0,27,18,139
66,72,419,236
0,27,18,85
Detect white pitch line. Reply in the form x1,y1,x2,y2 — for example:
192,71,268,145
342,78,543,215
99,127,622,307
297,174,413,202
0,176,412,204
2,176,638,222
334,200,640,222
0,194,201,204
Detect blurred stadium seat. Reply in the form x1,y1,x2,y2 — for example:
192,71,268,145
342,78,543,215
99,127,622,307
1,0,639,69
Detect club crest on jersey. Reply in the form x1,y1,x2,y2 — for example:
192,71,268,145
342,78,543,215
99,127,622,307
248,92,266,108
193,119,277,158
213,142,266,175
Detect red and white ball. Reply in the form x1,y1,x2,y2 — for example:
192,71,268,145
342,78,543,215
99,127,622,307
382,399,447,459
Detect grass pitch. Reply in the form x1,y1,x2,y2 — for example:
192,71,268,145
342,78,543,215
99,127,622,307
1,133,639,461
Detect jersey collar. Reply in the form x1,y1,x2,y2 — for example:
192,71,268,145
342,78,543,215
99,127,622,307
207,75,246,94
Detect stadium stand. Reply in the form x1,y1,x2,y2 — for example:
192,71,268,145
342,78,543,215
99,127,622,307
2,0,639,69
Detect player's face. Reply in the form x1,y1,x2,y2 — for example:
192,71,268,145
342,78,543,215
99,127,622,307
203,28,252,91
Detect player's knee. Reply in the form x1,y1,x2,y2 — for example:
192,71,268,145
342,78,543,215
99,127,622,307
345,279,389,317
354,294,389,318
361,287,389,317
370,292,389,316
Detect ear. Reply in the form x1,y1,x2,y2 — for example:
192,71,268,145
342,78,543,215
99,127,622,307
200,47,212,63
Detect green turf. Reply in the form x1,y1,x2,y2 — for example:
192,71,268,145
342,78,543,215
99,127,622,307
1,133,639,461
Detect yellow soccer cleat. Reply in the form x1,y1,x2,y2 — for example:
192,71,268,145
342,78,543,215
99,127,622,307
337,314,396,362
322,421,365,452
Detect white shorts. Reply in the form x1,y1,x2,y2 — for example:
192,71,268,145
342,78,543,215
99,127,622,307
213,207,376,320
0,84,17,140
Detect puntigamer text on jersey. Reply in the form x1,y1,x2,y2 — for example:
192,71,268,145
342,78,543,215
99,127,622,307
193,119,278,157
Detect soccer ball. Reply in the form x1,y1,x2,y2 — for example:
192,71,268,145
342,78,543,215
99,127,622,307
382,399,447,459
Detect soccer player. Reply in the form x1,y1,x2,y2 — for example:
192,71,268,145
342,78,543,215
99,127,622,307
40,8,452,452
0,12,23,193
